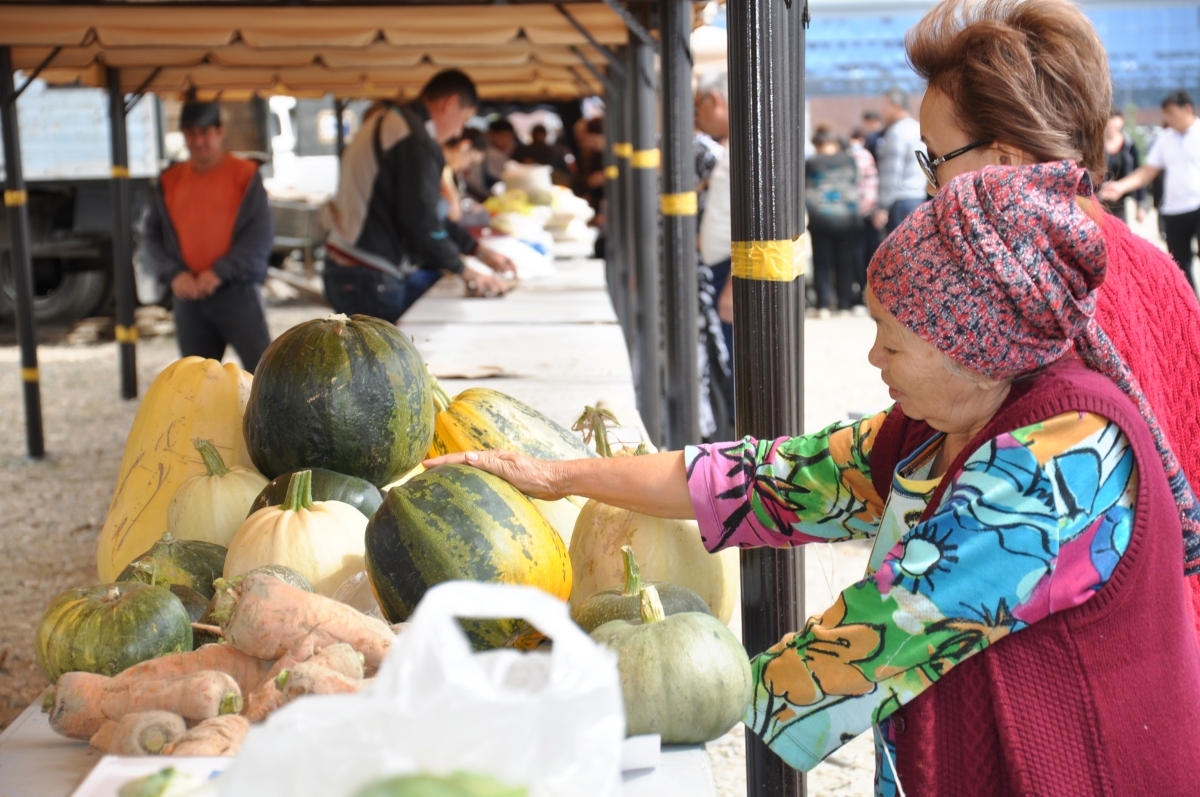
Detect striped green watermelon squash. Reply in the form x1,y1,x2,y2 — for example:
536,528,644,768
365,463,571,648
244,315,434,488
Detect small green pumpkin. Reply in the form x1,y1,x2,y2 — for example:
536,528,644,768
117,532,228,600
353,772,526,797
572,546,711,633
590,585,752,744
248,467,383,519
35,582,193,681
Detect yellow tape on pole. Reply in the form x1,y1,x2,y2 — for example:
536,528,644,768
114,325,139,344
660,192,698,216
111,166,130,179
613,142,633,159
630,149,660,169
4,189,27,207
731,238,806,281
20,367,38,383
605,165,619,179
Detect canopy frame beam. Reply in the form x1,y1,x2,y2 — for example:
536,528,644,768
600,0,658,52
555,3,627,76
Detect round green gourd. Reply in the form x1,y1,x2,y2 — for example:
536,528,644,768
572,546,712,633
116,532,228,600
365,464,571,649
352,772,526,797
35,582,193,681
248,467,383,519
589,585,752,744
243,314,434,487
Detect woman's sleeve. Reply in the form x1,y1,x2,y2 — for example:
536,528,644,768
684,410,891,551
745,412,1138,771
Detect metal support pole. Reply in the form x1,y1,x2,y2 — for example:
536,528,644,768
107,67,138,399
617,45,637,355
0,46,45,459
602,87,626,329
628,31,662,447
728,0,806,792
659,0,700,450
334,98,346,157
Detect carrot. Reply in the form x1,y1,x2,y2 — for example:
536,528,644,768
115,643,275,698
243,643,364,722
47,670,243,740
276,662,363,703
164,715,250,757
222,573,394,667
89,711,187,755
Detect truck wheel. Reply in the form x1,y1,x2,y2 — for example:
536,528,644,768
0,254,113,323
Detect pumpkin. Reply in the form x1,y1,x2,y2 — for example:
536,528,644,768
427,380,595,461
35,582,193,681
168,584,209,624
590,585,752,744
530,496,585,546
365,463,571,649
224,470,368,597
353,772,526,797
117,532,228,600
572,546,711,633
250,467,383,519
96,357,253,581
168,438,268,547
243,314,434,487
568,408,740,623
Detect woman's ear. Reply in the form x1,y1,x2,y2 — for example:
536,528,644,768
991,142,1038,168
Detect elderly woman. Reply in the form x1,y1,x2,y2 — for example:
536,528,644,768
429,163,1200,795
905,0,1200,611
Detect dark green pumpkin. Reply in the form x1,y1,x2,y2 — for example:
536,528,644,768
243,314,434,487
117,532,228,600
248,467,383,519
365,464,571,650
35,582,192,681
572,546,712,633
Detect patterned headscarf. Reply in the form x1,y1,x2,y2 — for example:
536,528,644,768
868,160,1200,571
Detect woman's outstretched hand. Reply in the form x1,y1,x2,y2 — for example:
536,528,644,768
423,450,566,500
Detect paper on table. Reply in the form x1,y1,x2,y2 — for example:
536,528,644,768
69,756,229,797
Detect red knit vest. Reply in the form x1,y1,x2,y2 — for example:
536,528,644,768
870,357,1200,796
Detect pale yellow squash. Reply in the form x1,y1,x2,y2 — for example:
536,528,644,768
167,439,269,547
530,495,586,547
224,470,367,597
97,358,254,582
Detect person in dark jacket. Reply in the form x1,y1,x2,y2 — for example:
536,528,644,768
323,70,514,321
1100,108,1146,223
141,101,273,371
806,128,862,314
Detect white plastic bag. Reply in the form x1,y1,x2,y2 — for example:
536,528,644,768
219,582,625,797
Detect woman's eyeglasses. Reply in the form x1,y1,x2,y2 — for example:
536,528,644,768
915,140,990,188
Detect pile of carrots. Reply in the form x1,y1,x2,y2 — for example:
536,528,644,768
44,572,397,756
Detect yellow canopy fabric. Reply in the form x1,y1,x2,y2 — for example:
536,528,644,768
2,4,628,99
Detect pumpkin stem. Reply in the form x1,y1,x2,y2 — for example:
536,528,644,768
103,586,121,603
281,470,314,512
133,560,164,588
430,378,453,413
572,405,620,458
633,443,651,456
193,438,230,477
620,546,643,597
639,585,666,625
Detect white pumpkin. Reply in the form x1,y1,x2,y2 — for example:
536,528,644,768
530,495,586,546
567,406,739,624
224,470,367,596
168,438,269,547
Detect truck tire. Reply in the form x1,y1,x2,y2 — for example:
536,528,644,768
0,254,113,323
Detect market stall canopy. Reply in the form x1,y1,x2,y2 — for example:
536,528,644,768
1,4,634,99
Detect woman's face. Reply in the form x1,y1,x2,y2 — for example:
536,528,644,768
865,287,1010,438
919,89,1035,195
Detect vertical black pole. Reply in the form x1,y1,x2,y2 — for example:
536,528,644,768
660,0,700,450
107,67,137,399
334,98,346,157
629,30,663,447
603,85,626,329
1,47,45,459
728,0,806,793
617,45,637,354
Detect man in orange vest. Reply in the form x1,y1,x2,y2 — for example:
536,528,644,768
142,101,273,371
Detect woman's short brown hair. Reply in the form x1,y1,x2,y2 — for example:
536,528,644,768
907,0,1112,184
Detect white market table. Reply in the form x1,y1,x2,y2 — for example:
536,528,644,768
0,258,715,797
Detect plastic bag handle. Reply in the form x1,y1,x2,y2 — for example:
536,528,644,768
401,581,601,678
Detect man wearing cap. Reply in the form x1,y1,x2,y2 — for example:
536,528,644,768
141,101,273,371
323,70,514,322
